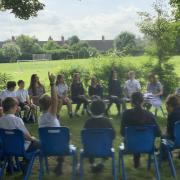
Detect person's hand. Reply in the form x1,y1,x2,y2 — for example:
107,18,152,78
48,72,56,84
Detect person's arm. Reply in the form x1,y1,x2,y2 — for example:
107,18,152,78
137,80,141,91
120,112,126,136
150,113,161,137
154,83,163,97
48,72,57,116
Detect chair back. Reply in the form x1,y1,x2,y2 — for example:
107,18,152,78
39,127,70,156
174,121,180,147
0,129,4,156
124,125,156,153
81,128,114,157
1,129,25,156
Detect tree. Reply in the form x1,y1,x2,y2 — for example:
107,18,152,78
43,40,60,51
114,32,137,55
0,0,44,20
138,2,177,67
2,42,21,62
68,35,80,46
16,35,42,54
170,0,180,20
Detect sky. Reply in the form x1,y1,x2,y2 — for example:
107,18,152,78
0,0,169,41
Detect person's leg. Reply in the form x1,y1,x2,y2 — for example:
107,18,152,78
114,98,121,115
133,154,141,168
57,98,63,115
74,98,81,116
23,105,30,119
106,98,113,115
65,97,73,117
54,156,64,176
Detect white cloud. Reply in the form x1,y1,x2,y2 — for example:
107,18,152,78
0,5,141,41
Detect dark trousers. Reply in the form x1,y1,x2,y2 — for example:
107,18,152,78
73,96,89,112
106,97,122,114
133,154,141,168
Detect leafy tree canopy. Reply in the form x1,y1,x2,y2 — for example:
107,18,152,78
0,0,44,19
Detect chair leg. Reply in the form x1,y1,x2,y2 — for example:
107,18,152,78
80,154,83,180
147,154,152,171
153,153,160,180
167,151,177,178
119,150,127,180
72,152,77,180
38,155,44,180
44,156,49,174
112,152,117,180
24,154,36,180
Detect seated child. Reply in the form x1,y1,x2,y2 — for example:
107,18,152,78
84,99,116,173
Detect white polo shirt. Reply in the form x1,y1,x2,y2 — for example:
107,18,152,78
0,114,31,150
124,79,141,97
38,112,60,128
16,89,29,103
0,90,17,100
56,84,68,97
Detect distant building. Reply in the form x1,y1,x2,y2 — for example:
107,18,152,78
0,35,114,52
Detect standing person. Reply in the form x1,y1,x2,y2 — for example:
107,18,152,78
145,73,163,111
106,70,123,115
71,73,89,116
38,72,64,176
28,74,45,106
124,71,141,98
121,92,161,168
16,80,36,122
88,76,103,99
56,74,73,118
84,99,116,173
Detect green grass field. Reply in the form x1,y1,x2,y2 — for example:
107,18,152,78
0,55,180,180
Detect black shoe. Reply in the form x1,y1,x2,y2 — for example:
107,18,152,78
91,163,104,173
54,164,63,176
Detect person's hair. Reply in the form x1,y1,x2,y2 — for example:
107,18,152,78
90,99,105,116
148,73,157,83
28,74,44,95
17,80,24,86
2,97,18,113
128,71,135,77
109,69,118,84
72,73,80,84
131,92,144,108
166,94,180,109
6,81,16,90
56,74,64,86
39,94,51,112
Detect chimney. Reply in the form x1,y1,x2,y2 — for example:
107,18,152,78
61,36,65,43
102,35,105,41
11,36,16,42
48,36,53,41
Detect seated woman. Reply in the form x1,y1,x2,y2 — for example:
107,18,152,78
144,73,163,111
175,88,180,96
71,73,89,116
38,72,64,176
84,99,116,173
56,74,73,118
106,70,123,115
166,94,180,141
88,76,103,100
121,92,161,168
28,74,45,106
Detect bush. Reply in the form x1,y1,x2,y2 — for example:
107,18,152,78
0,73,11,90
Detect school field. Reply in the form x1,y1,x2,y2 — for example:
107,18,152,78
1,55,180,180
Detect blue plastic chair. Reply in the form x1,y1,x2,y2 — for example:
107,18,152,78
80,128,117,180
119,125,160,180
38,127,77,180
160,121,180,179
0,129,39,180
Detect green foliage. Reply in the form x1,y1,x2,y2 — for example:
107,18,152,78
0,73,11,90
2,42,21,62
43,40,60,51
16,35,42,55
0,0,44,19
67,35,80,46
114,31,139,55
138,2,177,66
170,0,180,20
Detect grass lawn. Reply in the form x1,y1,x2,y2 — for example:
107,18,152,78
0,55,180,179
0,55,179,88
